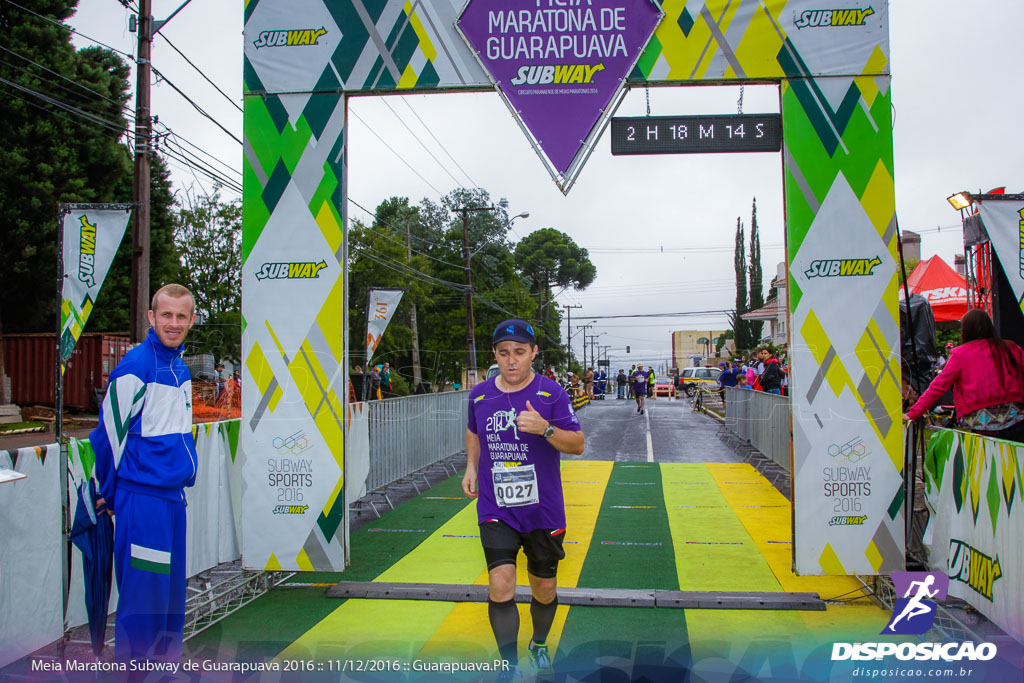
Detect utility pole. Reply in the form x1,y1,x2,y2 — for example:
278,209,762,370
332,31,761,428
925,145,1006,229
563,304,581,370
576,324,592,371
130,0,153,343
453,205,495,387
128,0,191,341
407,222,422,390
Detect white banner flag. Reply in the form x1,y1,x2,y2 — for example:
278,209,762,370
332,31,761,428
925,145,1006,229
979,200,1024,314
365,288,404,365
60,205,132,360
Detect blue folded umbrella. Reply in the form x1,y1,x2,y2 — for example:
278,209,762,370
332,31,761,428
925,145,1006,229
69,478,113,656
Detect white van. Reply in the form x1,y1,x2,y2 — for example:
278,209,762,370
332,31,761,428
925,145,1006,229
486,363,500,380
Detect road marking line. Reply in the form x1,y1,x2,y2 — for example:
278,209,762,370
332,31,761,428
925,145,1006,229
645,408,654,462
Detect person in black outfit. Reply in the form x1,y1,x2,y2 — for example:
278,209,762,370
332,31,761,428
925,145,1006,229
758,347,783,395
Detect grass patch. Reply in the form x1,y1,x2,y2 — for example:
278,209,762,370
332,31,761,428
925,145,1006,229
0,421,44,433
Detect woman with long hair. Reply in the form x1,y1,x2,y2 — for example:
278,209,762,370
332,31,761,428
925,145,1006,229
904,308,1024,441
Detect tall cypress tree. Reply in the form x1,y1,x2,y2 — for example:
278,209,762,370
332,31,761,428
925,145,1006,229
731,216,750,351
748,198,764,343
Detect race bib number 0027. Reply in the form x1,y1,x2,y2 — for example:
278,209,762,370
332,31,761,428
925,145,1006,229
492,465,539,508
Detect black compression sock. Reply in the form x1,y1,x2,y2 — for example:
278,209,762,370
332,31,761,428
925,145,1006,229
488,598,520,666
530,595,558,645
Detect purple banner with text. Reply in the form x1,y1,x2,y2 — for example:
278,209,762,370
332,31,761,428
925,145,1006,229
457,0,662,189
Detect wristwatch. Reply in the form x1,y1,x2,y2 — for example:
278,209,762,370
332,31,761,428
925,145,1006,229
542,424,555,439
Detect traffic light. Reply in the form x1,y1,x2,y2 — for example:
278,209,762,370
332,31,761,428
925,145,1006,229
626,346,630,353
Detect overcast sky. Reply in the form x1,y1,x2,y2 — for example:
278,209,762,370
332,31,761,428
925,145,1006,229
68,1,1024,371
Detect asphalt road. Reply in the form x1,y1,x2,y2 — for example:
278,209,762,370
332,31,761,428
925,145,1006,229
571,394,746,464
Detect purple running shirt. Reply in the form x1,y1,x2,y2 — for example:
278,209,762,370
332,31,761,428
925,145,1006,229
467,373,581,531
630,370,648,395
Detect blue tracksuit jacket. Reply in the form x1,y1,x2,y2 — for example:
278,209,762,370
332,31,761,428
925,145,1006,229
89,328,197,662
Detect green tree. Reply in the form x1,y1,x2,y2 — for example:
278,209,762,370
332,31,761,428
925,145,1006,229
418,190,535,383
347,196,434,394
748,197,765,343
730,216,752,352
513,228,595,359
0,1,134,333
173,191,242,363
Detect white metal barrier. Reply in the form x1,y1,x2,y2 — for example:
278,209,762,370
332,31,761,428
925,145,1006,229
723,387,792,471
364,390,469,493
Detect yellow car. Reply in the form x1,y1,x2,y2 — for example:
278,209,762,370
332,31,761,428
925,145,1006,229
677,366,722,396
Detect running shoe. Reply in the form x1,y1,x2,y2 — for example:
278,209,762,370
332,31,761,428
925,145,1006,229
529,640,554,678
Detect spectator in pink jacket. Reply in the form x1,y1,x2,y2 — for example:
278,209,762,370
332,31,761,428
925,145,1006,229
904,309,1024,442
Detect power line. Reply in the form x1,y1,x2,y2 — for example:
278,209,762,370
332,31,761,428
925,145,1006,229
151,67,242,145
349,109,445,196
403,98,480,189
0,45,135,117
158,33,242,113
0,56,134,127
159,137,242,194
155,123,241,181
0,74,130,136
2,0,135,60
348,200,465,271
0,80,129,141
380,98,463,189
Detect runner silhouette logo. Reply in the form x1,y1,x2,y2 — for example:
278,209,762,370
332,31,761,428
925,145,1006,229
883,571,949,635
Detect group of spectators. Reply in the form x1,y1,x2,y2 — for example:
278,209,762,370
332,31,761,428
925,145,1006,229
351,362,392,399
717,346,788,395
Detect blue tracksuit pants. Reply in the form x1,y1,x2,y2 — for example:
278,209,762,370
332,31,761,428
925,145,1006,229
113,487,187,662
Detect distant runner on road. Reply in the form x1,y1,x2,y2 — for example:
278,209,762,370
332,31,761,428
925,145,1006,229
630,364,648,415
463,319,585,681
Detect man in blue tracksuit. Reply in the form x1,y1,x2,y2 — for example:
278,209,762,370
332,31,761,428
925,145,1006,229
90,283,198,663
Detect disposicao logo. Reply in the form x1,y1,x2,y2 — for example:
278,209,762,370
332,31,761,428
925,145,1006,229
252,27,328,49
883,571,947,635
794,7,875,28
805,257,881,278
255,261,328,281
78,215,98,287
831,571,998,662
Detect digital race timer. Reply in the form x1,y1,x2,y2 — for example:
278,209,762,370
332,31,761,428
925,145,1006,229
610,114,782,155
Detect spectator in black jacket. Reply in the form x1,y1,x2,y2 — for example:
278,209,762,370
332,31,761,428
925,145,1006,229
757,347,783,395
616,369,628,399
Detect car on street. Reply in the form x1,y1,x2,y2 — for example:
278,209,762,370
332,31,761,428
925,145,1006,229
654,376,676,397
677,366,722,396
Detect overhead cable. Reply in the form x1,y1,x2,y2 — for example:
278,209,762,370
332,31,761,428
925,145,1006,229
158,33,242,113
403,98,480,189
349,109,444,196
152,67,242,145
380,98,463,189
3,0,135,59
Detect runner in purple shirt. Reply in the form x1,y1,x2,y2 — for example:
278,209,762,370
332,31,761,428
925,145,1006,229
630,363,648,415
463,319,585,680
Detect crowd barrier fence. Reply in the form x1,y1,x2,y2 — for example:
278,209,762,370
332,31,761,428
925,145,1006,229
722,387,792,471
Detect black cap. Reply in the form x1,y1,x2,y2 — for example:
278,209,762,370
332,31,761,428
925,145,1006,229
492,319,536,345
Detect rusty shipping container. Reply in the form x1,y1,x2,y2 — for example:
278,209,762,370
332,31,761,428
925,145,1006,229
3,334,132,410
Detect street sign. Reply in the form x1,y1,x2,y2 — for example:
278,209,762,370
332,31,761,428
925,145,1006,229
597,359,610,367
610,114,782,155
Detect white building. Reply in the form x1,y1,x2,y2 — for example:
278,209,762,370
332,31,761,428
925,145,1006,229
741,261,788,347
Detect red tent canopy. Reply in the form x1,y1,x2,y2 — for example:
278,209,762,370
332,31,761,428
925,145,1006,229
903,255,968,322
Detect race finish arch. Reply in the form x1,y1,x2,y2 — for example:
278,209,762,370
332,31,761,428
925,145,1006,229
240,0,902,576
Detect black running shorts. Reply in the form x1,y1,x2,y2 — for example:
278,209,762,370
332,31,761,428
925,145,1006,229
480,519,566,579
